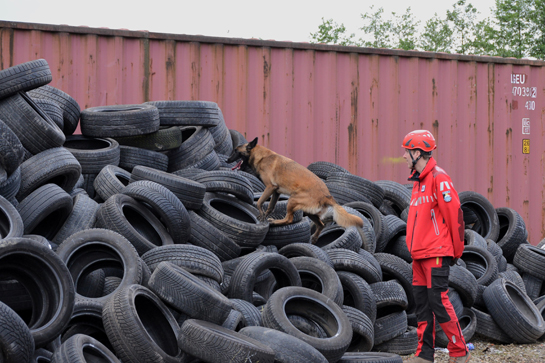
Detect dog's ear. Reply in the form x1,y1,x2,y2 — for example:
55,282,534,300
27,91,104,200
247,137,258,151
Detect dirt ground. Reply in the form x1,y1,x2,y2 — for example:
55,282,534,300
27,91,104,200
401,335,545,362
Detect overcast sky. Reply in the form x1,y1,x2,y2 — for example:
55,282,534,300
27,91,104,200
1,0,497,42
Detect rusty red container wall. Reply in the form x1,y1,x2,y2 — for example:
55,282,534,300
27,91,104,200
1,21,544,243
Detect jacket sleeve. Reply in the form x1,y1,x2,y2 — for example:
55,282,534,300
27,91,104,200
435,174,465,259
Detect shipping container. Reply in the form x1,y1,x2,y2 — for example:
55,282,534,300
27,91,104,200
1,20,544,243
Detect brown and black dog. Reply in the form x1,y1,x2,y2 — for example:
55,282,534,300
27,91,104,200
226,137,364,243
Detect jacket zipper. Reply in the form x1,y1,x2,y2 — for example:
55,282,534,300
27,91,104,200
431,209,440,236
409,181,420,254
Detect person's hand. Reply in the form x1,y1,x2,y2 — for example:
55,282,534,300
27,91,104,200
450,258,459,266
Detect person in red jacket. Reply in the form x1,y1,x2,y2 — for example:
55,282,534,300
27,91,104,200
402,130,470,363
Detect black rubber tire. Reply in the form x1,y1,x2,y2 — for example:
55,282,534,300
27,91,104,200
495,207,528,262
17,183,73,239
148,261,233,324
483,278,545,343
130,165,206,210
179,319,275,363
464,229,488,250
0,194,24,239
435,307,476,348
279,243,334,268
95,193,174,255
0,301,35,363
56,228,142,305
373,310,408,346
326,248,382,283
121,180,191,244
449,265,478,307
113,126,182,151
167,126,215,171
262,286,353,363
187,150,221,171
374,180,412,216
377,215,406,253
63,135,120,174
337,352,403,362
102,284,184,363
370,280,408,310
471,306,513,343
80,104,160,138
262,217,312,248
344,201,384,253
27,85,81,135
461,245,498,286
287,314,328,338
513,244,545,280
499,270,526,294
197,192,269,248
141,244,223,283
383,235,411,263
240,325,329,363
144,100,221,126
240,169,266,192
0,237,75,348
337,271,377,324
0,92,65,155
0,59,51,99
522,272,543,300
0,118,25,174
102,276,122,296
192,170,254,204
325,182,371,205
290,256,344,306
315,225,362,252
221,308,243,330
171,167,207,180
459,190,500,242
33,97,64,130
33,348,54,363
119,145,169,172
52,192,99,244
342,305,374,352
93,165,131,201
327,172,384,208
51,334,120,363
188,210,241,262
229,129,248,148
373,326,418,355
228,252,301,303
307,161,348,180
16,147,81,201
0,166,21,201
229,298,263,327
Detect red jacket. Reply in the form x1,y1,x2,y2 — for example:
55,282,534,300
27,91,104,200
406,157,465,260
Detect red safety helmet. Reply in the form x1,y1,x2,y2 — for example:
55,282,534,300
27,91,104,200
402,130,437,152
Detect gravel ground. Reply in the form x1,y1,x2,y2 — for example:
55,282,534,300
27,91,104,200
401,335,545,362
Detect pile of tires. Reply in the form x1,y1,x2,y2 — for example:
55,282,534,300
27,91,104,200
0,59,543,363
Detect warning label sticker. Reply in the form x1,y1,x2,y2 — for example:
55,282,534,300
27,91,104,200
523,139,530,154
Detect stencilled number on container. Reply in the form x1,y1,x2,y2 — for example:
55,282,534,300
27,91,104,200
525,101,536,110
512,86,538,98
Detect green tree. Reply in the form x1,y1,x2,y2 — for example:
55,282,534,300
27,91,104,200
360,6,395,48
446,0,479,54
529,0,545,58
392,8,421,50
492,0,534,58
420,13,454,52
471,17,497,55
309,18,358,46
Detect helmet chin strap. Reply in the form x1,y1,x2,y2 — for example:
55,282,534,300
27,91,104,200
409,150,421,170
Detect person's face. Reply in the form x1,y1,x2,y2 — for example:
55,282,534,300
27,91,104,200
402,148,420,169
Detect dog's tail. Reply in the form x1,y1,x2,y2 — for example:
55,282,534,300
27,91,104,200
332,204,364,228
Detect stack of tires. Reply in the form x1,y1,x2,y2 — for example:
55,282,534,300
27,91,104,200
0,59,544,363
